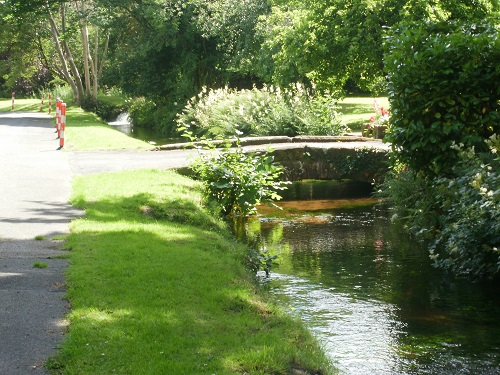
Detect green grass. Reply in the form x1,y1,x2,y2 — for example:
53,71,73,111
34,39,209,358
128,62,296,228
0,99,150,150
53,169,334,374
33,262,48,268
340,96,390,131
0,98,41,112
62,107,150,150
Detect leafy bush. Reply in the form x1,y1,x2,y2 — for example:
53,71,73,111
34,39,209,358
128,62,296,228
81,96,123,121
384,19,500,175
128,98,181,136
429,136,500,279
176,84,347,138
180,129,289,217
50,84,74,105
291,86,349,136
379,135,500,280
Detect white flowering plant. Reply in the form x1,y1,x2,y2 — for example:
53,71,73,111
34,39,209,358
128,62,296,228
428,134,500,279
176,84,347,138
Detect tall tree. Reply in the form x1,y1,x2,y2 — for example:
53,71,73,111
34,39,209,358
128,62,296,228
1,0,110,104
255,0,499,93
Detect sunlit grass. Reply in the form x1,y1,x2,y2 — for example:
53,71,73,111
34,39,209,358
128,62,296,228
340,96,390,131
53,169,334,374
0,99,150,150
62,107,150,150
0,98,41,112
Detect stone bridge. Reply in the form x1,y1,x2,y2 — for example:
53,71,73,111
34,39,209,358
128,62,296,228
156,135,391,183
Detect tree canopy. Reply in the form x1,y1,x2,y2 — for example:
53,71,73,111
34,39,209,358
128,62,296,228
0,0,498,104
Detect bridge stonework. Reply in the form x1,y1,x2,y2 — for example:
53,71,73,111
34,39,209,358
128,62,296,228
238,136,390,183
158,136,390,183
270,143,389,183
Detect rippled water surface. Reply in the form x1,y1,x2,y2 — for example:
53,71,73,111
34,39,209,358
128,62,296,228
240,184,500,374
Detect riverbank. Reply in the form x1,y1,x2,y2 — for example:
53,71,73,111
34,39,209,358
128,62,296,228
0,101,334,374
52,169,333,374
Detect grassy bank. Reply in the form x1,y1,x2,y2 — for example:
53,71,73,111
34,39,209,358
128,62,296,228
339,97,390,131
50,169,333,374
0,99,150,150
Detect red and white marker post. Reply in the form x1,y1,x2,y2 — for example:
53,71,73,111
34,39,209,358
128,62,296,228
56,98,61,136
48,93,52,114
40,93,45,111
11,92,15,109
58,103,66,149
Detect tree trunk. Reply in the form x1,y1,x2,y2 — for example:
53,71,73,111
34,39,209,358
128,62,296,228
76,1,92,95
47,9,79,102
59,4,85,105
92,31,99,99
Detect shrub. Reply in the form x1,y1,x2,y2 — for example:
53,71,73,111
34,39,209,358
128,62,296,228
176,84,347,138
429,136,500,279
378,135,500,280
290,85,348,136
128,98,181,136
179,129,289,217
81,96,118,121
384,19,500,175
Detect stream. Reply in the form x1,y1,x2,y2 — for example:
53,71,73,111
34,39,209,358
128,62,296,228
108,113,181,145
238,181,500,374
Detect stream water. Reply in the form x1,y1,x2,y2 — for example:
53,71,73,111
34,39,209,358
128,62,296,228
108,113,181,145
238,181,500,374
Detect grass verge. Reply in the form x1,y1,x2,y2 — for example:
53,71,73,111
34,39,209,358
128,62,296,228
0,98,150,150
340,96,389,131
51,169,334,374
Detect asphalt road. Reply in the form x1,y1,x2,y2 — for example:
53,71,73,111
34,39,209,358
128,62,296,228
0,112,193,374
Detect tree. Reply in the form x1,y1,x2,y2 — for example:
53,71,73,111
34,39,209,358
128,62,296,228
1,0,110,104
0,2,51,95
254,0,499,94
193,0,270,86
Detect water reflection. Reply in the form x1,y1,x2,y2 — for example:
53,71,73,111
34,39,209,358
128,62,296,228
272,273,403,374
241,201,500,374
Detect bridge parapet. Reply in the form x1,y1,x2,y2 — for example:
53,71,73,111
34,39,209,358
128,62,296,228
158,136,390,183
270,143,389,183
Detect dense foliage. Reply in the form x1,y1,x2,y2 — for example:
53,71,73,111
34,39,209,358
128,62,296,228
184,135,289,217
429,138,500,278
381,17,500,280
2,0,498,131
380,137,500,279
385,19,500,175
176,84,347,138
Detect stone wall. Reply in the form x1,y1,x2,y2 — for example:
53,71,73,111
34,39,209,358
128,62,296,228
271,145,389,183
159,136,390,183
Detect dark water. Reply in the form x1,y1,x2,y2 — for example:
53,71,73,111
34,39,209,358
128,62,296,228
108,113,182,146
238,181,500,374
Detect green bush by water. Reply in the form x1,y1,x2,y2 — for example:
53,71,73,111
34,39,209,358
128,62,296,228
384,19,500,175
378,135,500,280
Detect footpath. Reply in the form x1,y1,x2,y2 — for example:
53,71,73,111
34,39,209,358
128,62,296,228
0,112,192,374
